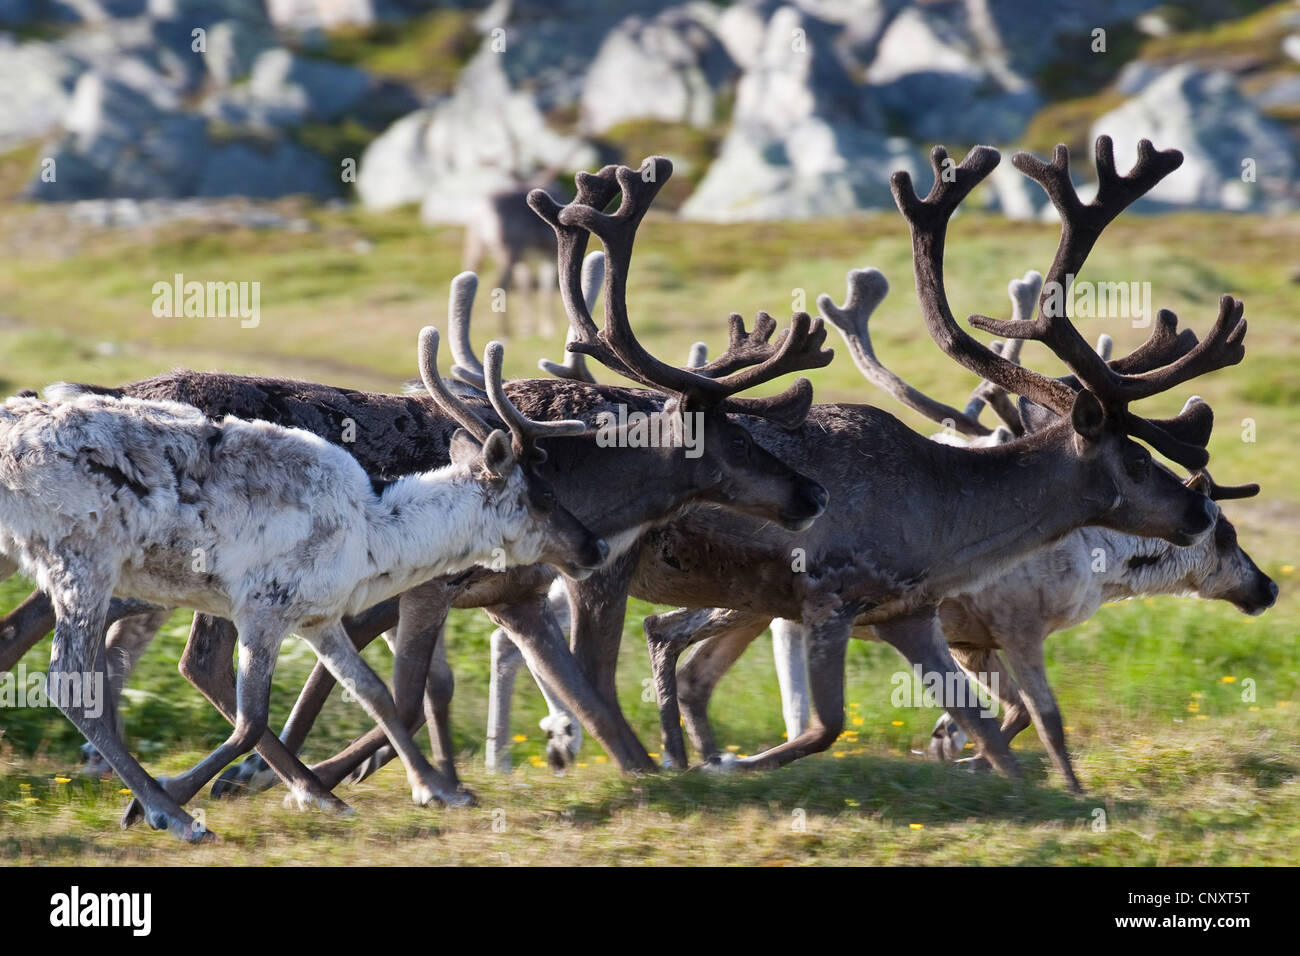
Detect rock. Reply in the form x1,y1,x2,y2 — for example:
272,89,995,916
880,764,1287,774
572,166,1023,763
203,49,371,128
265,0,376,30
204,19,278,86
866,2,1040,144
1282,33,1300,65
1113,59,1163,96
1091,66,1297,211
26,71,338,200
197,141,336,197
356,39,597,220
28,72,208,199
1251,74,1300,110
0,38,81,152
681,5,921,222
988,158,1044,221
968,0,1167,78
580,2,736,133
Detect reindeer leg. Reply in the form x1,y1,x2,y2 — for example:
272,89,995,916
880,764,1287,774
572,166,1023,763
311,582,453,790
770,618,811,740
81,608,171,778
719,611,855,771
0,588,54,672
877,608,1021,780
210,596,398,798
998,634,1082,792
163,615,350,812
650,609,768,766
125,612,350,828
48,590,206,842
485,628,525,772
927,645,1029,761
567,555,655,771
298,619,471,807
491,590,655,773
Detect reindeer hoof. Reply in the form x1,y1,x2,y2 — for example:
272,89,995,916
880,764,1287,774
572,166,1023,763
926,714,969,761
121,797,146,829
211,755,276,799
442,787,477,809
78,742,115,779
695,753,739,774
342,754,384,786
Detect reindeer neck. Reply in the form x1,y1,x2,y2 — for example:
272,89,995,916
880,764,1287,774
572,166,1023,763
1082,525,1211,602
359,466,501,593
539,435,696,553
915,432,1111,598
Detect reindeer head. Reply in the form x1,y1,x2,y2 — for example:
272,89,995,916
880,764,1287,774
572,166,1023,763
890,137,1250,546
525,157,831,531
417,327,609,579
1182,473,1278,615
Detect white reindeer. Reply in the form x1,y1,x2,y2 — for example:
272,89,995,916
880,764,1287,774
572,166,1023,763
0,328,607,841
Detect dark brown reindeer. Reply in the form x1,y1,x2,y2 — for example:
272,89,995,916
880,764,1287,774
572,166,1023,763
295,139,1246,788
640,269,1273,792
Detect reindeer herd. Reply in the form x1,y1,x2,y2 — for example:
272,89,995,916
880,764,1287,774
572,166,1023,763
0,137,1276,843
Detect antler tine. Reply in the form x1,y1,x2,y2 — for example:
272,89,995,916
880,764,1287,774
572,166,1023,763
416,326,494,444
556,156,833,426
686,341,708,368
481,341,586,463
1192,467,1261,501
961,269,1043,432
538,251,603,383
690,312,782,378
527,165,631,378
1096,333,1114,361
968,137,1189,405
819,267,991,437
446,271,487,391
891,144,1079,416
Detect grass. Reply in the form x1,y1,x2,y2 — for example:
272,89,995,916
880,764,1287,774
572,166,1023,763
0,195,1296,864
313,9,480,96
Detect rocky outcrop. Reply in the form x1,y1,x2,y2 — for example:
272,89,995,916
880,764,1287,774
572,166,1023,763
26,71,337,200
680,5,920,221
580,2,736,133
356,33,596,221
866,2,1040,144
1091,66,1297,211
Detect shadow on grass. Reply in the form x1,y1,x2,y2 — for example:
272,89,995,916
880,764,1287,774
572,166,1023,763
566,751,1145,829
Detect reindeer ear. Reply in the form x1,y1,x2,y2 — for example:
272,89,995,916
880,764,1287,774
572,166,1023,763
481,429,517,479
1070,390,1106,444
447,428,482,466
1018,396,1058,434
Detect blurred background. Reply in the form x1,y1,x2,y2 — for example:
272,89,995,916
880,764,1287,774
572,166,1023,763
0,1,1297,863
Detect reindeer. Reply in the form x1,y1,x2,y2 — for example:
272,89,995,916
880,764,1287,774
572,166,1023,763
276,142,1248,789
461,131,591,340
0,331,616,841
639,266,1275,791
0,214,832,797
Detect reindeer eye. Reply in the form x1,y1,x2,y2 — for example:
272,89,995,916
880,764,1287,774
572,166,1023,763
1126,455,1150,480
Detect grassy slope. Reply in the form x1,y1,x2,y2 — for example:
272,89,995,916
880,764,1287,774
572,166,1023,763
0,198,1296,864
